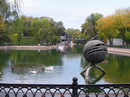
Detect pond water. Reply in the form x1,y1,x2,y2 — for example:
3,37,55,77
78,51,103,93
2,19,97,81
0,45,130,84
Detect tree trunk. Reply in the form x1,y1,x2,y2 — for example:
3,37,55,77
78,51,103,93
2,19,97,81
108,38,113,46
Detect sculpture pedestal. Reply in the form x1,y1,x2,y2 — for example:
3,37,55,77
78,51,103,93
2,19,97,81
80,63,106,83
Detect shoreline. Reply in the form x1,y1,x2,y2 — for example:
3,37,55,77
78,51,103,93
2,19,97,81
0,45,130,56
107,47,130,56
0,45,58,50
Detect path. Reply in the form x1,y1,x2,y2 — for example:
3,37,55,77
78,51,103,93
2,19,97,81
108,47,130,56
0,45,58,50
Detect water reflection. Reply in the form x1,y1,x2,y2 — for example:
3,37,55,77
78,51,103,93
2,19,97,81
9,50,62,75
12,64,45,74
83,73,105,84
0,46,130,84
0,46,83,84
101,54,130,83
80,63,105,84
81,53,130,84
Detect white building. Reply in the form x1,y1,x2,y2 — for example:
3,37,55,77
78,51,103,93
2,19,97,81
107,38,123,46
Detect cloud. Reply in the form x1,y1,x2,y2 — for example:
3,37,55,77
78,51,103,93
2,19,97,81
21,0,130,29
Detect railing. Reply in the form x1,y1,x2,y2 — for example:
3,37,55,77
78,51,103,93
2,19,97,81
0,77,130,97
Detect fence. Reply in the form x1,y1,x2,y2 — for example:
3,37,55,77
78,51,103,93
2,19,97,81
0,77,130,97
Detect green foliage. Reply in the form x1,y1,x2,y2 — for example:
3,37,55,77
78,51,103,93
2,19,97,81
0,16,4,30
125,31,130,43
23,16,64,44
0,16,5,44
0,34,10,44
65,28,81,38
0,15,64,45
18,37,38,45
9,33,19,44
54,21,65,35
49,35,60,44
81,13,103,40
0,0,21,45
0,15,65,45
125,31,130,39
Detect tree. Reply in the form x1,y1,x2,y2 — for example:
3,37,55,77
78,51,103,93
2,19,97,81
125,31,130,44
0,16,4,31
9,16,26,44
9,16,65,45
0,16,6,44
30,17,52,44
96,8,130,46
0,0,21,44
65,28,81,39
114,8,130,45
96,15,118,45
0,0,21,20
20,16,33,37
30,17,64,44
81,13,103,40
54,21,65,36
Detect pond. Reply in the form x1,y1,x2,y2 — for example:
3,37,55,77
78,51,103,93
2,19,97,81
0,45,130,84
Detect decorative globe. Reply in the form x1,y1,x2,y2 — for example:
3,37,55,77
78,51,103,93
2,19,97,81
83,40,108,64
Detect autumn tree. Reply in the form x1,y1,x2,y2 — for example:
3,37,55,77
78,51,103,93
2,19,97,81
96,15,119,45
96,8,130,46
114,8,130,45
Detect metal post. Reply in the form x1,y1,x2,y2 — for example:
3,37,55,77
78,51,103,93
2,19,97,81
72,77,78,97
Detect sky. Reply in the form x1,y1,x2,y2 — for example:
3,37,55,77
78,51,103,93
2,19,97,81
21,0,130,30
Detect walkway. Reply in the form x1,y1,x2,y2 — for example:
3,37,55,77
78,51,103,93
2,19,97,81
0,45,58,50
108,47,130,56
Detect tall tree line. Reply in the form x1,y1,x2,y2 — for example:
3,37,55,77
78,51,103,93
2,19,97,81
81,8,130,46
9,16,65,45
0,0,21,44
0,0,65,45
96,8,130,46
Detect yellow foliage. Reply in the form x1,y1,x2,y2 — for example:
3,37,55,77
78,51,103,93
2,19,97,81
96,8,130,41
115,9,130,28
96,15,116,31
123,12,130,27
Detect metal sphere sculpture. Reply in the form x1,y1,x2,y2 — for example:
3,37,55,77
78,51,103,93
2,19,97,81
83,40,107,64
81,38,108,83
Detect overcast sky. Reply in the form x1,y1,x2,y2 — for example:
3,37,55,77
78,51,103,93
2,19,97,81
21,0,130,30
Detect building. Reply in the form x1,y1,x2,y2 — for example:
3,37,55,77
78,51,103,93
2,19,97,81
60,32,70,42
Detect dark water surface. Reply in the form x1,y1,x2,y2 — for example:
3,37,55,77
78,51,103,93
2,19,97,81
0,46,130,84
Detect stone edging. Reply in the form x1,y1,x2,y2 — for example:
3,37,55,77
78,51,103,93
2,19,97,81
0,46,130,56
